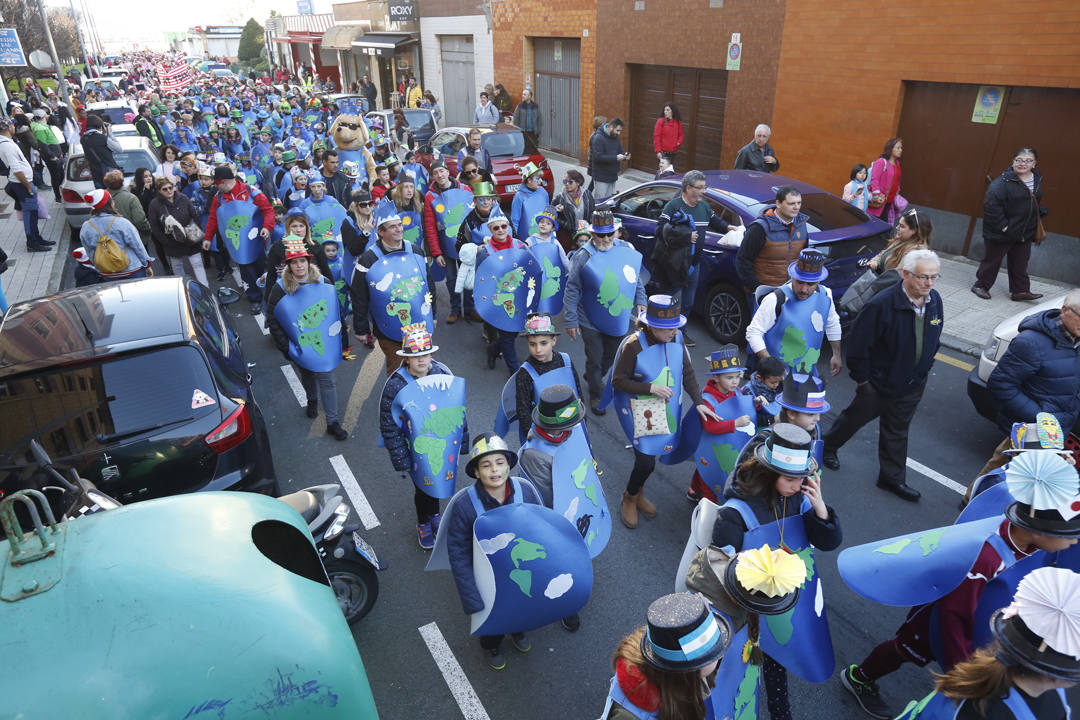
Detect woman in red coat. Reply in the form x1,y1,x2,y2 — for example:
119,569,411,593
653,102,684,166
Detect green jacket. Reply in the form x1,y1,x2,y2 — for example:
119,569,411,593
30,120,59,146
112,188,151,242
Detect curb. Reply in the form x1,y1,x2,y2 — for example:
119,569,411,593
940,333,983,359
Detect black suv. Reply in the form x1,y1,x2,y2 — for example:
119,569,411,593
0,278,277,503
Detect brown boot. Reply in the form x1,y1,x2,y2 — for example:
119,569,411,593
620,492,638,529
636,492,658,518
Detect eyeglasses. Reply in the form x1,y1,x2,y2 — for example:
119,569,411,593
1013,157,1036,165
1064,305,1080,319
690,184,707,191
463,169,477,175
910,273,940,282
340,122,362,130
563,179,576,185
594,231,615,238
356,201,373,208
489,223,509,231
160,185,175,191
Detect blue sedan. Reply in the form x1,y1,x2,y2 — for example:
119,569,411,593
602,170,893,343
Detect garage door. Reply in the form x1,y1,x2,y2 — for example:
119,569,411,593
534,38,581,155
629,65,727,174
440,35,475,127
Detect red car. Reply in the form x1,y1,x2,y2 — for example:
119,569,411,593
415,123,555,204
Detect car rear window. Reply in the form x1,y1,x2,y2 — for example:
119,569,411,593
404,110,434,132
797,193,874,231
68,150,158,181
482,130,538,158
0,345,218,462
89,107,129,125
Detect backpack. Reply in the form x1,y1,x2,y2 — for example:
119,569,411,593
88,217,128,274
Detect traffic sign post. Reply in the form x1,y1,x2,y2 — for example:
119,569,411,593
726,32,742,71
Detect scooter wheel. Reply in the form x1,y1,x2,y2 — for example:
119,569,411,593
323,557,379,624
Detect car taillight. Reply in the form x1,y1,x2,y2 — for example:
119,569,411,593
205,403,252,454
61,188,84,203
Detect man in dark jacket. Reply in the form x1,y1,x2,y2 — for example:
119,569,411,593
319,151,351,207
588,118,626,200
81,115,121,189
512,89,541,146
975,292,1080,479
735,185,809,292
733,124,780,173
821,249,944,502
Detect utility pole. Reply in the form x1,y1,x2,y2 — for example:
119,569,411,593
68,0,90,71
35,0,72,106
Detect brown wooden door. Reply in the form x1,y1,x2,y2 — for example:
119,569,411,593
629,65,727,175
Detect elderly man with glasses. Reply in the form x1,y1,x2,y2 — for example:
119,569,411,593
821,249,945,502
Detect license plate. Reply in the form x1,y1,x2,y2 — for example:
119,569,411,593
503,183,520,194
353,531,381,569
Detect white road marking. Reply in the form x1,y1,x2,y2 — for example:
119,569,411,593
279,364,307,406
418,622,491,720
329,455,380,530
907,458,966,495
252,312,270,335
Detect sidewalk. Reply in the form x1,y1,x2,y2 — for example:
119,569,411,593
541,151,1074,358
0,187,70,309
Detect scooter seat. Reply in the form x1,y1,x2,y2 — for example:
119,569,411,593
278,490,319,522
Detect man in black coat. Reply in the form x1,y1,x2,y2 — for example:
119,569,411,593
360,75,377,110
80,115,121,189
588,118,626,200
821,249,945,502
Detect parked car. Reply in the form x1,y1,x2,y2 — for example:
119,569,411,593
329,93,369,116
85,100,136,125
0,278,278,505
109,123,139,138
414,123,555,203
211,68,235,80
365,108,437,152
966,293,1079,456
81,79,119,98
604,171,893,343
61,134,161,230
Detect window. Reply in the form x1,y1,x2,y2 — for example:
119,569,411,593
614,185,679,221
88,106,130,125
705,198,742,229
403,110,434,132
794,193,872,232
68,150,159,181
481,129,537,158
430,131,465,157
187,282,227,357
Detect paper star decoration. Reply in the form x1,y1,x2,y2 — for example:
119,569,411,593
735,544,807,598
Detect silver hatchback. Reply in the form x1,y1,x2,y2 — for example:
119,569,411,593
60,135,161,230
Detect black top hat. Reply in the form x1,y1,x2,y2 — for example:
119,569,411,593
723,553,801,616
1005,501,1080,538
992,609,1080,682
778,370,831,414
532,384,583,431
640,593,732,673
753,423,818,477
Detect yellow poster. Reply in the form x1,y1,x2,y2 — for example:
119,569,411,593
972,85,1006,124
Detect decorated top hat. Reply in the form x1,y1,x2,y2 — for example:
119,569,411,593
282,235,312,262
991,567,1080,682
589,210,617,235
395,323,439,357
532,384,584,431
754,423,818,477
572,219,592,243
1006,412,1067,455
639,294,687,329
522,312,559,336
707,344,746,375
471,181,498,199
341,160,360,179
534,205,559,228
726,545,805,616
778,370,831,414
1004,448,1080,538
465,432,518,479
787,249,828,284
518,161,542,180
640,593,732,673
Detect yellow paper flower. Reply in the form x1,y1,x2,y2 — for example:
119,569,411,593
735,545,807,598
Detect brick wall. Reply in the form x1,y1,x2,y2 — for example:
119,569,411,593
420,0,485,18
594,0,786,167
771,0,1080,192
492,0,598,160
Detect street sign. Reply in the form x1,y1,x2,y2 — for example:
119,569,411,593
389,0,416,21
296,0,313,14
0,28,27,67
726,33,742,71
971,85,1005,125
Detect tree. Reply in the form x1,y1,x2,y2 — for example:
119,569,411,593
47,8,80,64
0,0,83,65
237,18,264,65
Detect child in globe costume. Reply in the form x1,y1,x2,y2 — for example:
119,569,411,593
426,433,592,671
379,324,468,550
525,205,569,316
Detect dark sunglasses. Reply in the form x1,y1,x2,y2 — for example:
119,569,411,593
340,122,362,130
463,168,477,175
356,201,373,208
489,223,509,231
563,179,576,185
593,231,615,238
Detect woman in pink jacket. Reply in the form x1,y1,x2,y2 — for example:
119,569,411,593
869,138,904,224
652,103,684,165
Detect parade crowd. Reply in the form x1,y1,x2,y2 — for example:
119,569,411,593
1,50,1079,720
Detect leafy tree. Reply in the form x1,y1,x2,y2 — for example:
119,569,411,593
237,18,264,65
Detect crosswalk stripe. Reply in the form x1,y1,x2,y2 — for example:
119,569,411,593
906,457,966,495
933,351,975,372
418,622,491,720
329,455,380,530
279,364,307,406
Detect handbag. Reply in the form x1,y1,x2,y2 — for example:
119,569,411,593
839,268,901,316
1031,191,1047,244
184,221,205,244
629,395,671,438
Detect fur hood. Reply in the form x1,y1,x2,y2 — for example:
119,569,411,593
282,262,323,294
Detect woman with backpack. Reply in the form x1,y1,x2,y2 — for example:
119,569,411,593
79,189,153,280
147,176,209,286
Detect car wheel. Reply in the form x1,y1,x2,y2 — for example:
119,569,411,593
323,557,379,624
704,282,749,344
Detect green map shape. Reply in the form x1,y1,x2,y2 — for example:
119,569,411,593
508,538,547,597
494,267,526,318
298,329,324,355
529,217,540,238
763,546,815,645
413,436,446,478
778,325,821,374
391,274,423,302
386,300,412,326
597,269,634,317
225,214,251,250
299,299,328,330
403,225,421,244
311,217,335,239
712,443,741,474
334,279,348,307
919,529,944,556
571,458,600,507
441,202,467,239
875,538,913,555
637,367,678,433
411,406,465,479
734,662,761,720
540,256,562,300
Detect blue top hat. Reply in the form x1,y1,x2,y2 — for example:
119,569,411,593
788,249,829,283
588,209,617,235
778,370,830,414
707,344,747,374
639,294,687,329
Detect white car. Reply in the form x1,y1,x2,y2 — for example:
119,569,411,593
110,124,139,138
60,135,161,230
967,293,1079,442
86,100,137,126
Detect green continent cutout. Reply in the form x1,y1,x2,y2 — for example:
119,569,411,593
510,538,546,566
919,529,944,556
875,538,913,555
421,406,466,438
666,403,678,433
765,609,795,645
597,269,633,316
391,275,423,302
540,256,562,300
795,546,815,587
403,225,420,244
335,279,348,307
712,443,741,475
778,325,810,369
586,529,596,547
386,300,412,326
441,202,467,238
413,435,447,476
509,568,533,597
312,218,334,239
529,218,540,238
299,299,328,330
571,459,600,507
298,329,324,356
734,662,761,720
225,214,250,251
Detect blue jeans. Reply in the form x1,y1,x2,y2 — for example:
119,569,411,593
10,184,45,245
237,255,266,304
0,272,8,314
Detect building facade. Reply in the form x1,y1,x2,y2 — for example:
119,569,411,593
418,0,495,127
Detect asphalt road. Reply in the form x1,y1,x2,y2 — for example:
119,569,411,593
215,271,1036,720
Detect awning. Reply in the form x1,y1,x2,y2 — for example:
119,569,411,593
350,33,416,57
321,23,367,51
273,32,324,45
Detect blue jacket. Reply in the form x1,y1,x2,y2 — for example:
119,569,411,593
79,213,151,276
845,282,943,398
988,309,1080,433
